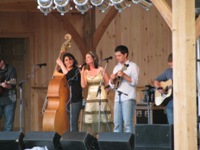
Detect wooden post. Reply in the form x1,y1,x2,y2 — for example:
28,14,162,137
84,8,96,51
172,0,197,149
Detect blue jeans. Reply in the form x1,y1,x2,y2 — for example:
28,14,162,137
0,102,16,131
165,100,173,124
70,101,82,132
113,99,136,133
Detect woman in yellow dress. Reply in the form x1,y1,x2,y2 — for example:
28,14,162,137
80,51,112,136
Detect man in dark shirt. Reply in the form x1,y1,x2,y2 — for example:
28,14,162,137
0,58,17,131
154,53,173,124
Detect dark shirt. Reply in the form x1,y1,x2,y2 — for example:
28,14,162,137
0,64,17,105
66,67,82,103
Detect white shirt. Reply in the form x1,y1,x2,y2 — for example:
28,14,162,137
109,60,139,102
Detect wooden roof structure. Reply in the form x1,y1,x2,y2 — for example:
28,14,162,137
0,0,199,149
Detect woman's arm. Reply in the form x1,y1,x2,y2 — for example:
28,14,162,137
56,58,68,74
100,67,110,85
80,67,87,88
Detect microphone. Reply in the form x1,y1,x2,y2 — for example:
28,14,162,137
102,56,113,61
79,62,86,70
104,85,110,89
34,63,47,68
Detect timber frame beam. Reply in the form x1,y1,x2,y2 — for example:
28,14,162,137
0,0,118,57
93,7,118,48
53,8,118,57
151,0,200,41
52,13,87,57
151,0,172,30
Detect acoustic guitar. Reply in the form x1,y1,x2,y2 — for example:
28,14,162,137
42,34,71,135
155,79,173,106
114,64,129,89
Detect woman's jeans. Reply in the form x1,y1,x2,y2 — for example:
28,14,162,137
70,101,82,132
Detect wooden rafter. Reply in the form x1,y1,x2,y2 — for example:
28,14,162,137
84,9,96,52
151,0,172,30
0,1,37,12
0,0,118,52
52,13,87,57
93,7,118,49
0,1,78,13
0,0,33,3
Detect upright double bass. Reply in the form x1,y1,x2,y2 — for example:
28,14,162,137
42,34,71,135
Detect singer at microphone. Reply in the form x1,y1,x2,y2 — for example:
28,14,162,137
34,63,47,68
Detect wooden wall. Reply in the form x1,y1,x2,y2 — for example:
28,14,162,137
0,3,172,132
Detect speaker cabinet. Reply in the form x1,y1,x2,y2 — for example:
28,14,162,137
60,132,99,150
0,131,24,150
23,131,61,150
98,132,134,150
135,124,173,150
152,110,168,124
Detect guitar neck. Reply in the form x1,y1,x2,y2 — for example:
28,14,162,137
114,64,129,89
0,79,16,86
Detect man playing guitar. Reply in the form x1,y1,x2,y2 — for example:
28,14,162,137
109,45,139,133
0,58,17,131
154,53,173,125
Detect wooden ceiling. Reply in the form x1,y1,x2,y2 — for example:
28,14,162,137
0,0,38,12
0,0,76,13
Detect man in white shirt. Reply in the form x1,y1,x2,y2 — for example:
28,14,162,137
109,45,139,133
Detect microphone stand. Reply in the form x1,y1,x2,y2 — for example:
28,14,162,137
143,86,154,124
96,60,111,133
144,90,151,124
18,66,42,132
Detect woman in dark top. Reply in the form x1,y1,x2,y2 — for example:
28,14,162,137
57,52,82,132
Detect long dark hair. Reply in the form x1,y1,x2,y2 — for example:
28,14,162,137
87,51,99,70
62,53,78,68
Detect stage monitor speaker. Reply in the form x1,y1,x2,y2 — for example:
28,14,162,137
0,131,24,150
60,132,99,150
135,124,173,150
98,132,134,150
23,131,61,150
